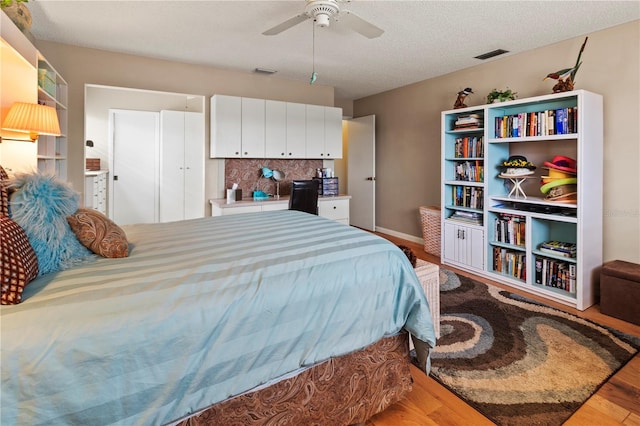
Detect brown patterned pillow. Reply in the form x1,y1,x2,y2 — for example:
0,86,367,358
67,208,129,258
0,165,9,217
1,216,39,304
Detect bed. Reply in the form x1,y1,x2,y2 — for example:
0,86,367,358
1,209,436,425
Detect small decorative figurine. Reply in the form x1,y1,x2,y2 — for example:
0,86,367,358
544,36,588,93
453,87,474,109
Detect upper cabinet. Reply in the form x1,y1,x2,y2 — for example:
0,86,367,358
210,94,342,159
210,95,241,158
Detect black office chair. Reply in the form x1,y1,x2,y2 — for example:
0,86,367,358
289,180,319,215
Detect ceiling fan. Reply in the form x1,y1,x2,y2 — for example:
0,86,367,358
262,0,384,39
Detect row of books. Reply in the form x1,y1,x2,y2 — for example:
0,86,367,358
493,247,526,280
452,185,484,210
494,214,526,246
534,257,576,294
454,136,484,158
454,160,484,182
448,211,483,225
493,107,578,138
454,114,483,130
538,240,577,258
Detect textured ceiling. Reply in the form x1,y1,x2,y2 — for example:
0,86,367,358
27,0,640,101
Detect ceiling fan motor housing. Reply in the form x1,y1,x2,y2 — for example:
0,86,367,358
306,0,340,27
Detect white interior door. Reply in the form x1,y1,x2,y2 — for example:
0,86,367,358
347,115,375,231
109,109,159,225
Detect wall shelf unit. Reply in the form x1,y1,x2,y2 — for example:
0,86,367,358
441,90,603,310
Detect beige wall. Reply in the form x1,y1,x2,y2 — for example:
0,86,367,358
34,41,335,209
354,21,640,263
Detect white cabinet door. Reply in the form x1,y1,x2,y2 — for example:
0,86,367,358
286,102,306,158
443,221,484,270
324,106,343,158
160,110,205,222
241,97,265,158
184,111,205,219
160,110,185,222
305,104,325,158
210,95,241,158
265,100,287,158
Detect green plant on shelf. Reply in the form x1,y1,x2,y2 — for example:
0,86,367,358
1,0,28,9
487,88,518,104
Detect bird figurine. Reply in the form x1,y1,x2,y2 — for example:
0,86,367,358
544,36,588,93
454,87,474,109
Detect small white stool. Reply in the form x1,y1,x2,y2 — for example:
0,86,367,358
410,259,440,351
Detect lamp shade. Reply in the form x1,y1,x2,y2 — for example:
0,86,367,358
2,102,61,141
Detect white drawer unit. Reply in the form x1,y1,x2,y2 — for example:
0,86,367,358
318,198,349,225
85,170,108,215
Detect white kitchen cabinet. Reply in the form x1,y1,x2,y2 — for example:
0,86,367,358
324,106,343,159
210,95,241,158
305,105,343,159
160,110,205,222
241,97,265,157
265,100,287,158
286,102,306,158
211,95,342,159
305,104,325,158
442,222,484,271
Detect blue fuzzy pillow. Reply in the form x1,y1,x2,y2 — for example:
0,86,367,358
8,172,92,275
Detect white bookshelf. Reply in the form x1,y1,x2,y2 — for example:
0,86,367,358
441,90,603,310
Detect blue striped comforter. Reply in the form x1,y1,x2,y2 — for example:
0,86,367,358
1,211,435,425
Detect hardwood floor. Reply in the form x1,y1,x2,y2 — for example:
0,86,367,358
367,233,640,426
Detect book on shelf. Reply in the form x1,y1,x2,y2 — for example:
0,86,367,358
452,185,484,210
449,210,483,225
493,106,577,138
534,256,576,294
493,247,526,280
539,240,577,257
454,136,484,158
494,213,525,246
454,160,484,182
454,114,483,130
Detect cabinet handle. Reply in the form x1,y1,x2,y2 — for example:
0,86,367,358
281,152,285,156
235,151,239,155
320,153,324,156
244,152,248,155
289,152,292,156
327,153,330,157
333,206,336,209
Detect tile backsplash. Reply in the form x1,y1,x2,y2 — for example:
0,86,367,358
225,159,323,198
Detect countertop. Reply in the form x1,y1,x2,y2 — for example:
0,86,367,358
210,194,351,209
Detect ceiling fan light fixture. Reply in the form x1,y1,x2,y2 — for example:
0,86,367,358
315,13,330,28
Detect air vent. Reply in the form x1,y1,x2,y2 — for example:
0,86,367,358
474,49,509,60
254,68,277,75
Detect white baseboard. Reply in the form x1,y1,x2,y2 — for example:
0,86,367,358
375,226,424,245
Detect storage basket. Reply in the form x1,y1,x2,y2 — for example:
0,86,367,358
419,206,441,256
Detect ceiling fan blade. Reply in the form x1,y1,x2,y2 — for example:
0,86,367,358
262,14,310,36
339,10,384,38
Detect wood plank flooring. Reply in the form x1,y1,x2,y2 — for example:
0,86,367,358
367,233,640,426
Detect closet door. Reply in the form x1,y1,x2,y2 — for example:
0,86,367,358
183,112,205,219
160,110,205,222
160,110,185,223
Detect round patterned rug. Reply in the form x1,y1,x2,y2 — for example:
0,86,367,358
428,269,640,426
